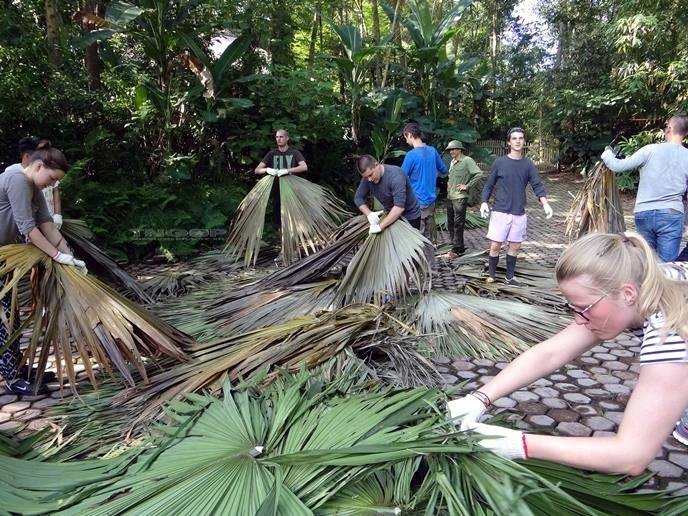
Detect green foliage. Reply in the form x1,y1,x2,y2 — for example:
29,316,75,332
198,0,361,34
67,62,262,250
61,172,244,262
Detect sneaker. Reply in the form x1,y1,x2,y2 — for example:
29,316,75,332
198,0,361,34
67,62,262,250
7,378,46,396
485,276,495,284
18,366,57,383
673,420,688,446
505,277,526,287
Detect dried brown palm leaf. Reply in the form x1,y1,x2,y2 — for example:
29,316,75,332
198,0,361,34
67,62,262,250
565,160,626,239
223,175,274,267
61,219,152,303
0,244,191,393
279,174,351,264
333,216,432,306
111,303,396,427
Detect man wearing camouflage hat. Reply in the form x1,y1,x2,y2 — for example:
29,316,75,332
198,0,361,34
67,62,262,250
442,140,482,259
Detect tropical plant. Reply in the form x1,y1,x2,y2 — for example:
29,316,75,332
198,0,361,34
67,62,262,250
333,216,433,306
3,370,685,515
0,244,191,392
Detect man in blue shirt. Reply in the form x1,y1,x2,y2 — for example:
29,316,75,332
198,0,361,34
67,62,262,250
401,123,448,242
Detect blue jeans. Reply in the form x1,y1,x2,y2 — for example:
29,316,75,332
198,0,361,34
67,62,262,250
634,209,684,262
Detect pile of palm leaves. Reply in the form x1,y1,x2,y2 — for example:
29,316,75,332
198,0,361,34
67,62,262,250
565,160,626,239
3,370,685,515
224,175,350,267
0,244,192,392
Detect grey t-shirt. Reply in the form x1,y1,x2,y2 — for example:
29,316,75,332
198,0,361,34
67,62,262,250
354,164,421,221
602,142,688,213
0,167,52,244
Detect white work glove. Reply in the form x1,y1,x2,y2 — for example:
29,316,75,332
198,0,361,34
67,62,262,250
53,251,77,267
73,258,88,275
601,147,614,162
542,203,553,219
368,224,382,234
265,168,278,176
52,214,63,228
367,210,384,225
447,394,487,430
466,422,527,460
480,203,490,219
277,169,289,177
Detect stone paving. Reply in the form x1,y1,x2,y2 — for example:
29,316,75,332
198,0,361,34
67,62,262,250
0,171,687,495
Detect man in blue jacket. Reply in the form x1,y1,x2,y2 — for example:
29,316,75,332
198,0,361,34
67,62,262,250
401,122,448,242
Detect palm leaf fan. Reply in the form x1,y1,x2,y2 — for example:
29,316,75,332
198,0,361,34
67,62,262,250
278,173,351,265
565,160,626,239
223,175,274,267
0,244,191,393
61,218,152,304
261,215,367,289
410,290,568,359
333,216,433,306
2,373,682,515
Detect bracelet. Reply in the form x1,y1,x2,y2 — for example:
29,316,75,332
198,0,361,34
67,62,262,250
470,390,491,408
522,433,529,459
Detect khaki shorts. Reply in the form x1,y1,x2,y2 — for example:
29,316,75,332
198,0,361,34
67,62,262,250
486,211,528,242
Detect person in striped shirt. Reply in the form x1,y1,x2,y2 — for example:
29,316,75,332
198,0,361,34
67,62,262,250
447,231,688,474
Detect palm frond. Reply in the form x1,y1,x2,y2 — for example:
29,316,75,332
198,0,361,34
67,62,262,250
224,175,274,267
279,174,351,265
61,219,152,303
12,371,680,515
333,217,432,306
565,160,626,239
410,290,569,359
0,244,191,392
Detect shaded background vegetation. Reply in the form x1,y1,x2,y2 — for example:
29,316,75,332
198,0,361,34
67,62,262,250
1,0,686,261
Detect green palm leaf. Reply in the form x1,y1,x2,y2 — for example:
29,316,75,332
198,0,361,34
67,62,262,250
334,217,432,306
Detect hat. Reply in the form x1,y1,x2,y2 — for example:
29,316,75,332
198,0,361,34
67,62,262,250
445,140,465,151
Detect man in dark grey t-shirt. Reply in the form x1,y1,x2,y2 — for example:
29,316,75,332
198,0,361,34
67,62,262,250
353,155,421,234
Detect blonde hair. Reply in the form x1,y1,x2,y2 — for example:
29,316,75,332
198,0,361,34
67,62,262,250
555,232,688,342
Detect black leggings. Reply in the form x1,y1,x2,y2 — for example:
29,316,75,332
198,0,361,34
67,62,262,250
0,277,20,381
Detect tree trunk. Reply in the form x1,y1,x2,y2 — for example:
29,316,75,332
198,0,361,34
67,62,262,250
307,2,320,66
81,1,104,89
44,0,62,68
381,0,403,88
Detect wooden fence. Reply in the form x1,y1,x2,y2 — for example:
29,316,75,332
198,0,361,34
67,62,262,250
476,138,560,168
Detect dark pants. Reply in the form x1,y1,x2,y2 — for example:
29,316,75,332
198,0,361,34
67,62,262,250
446,197,467,254
0,277,20,381
270,179,281,229
407,217,421,230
